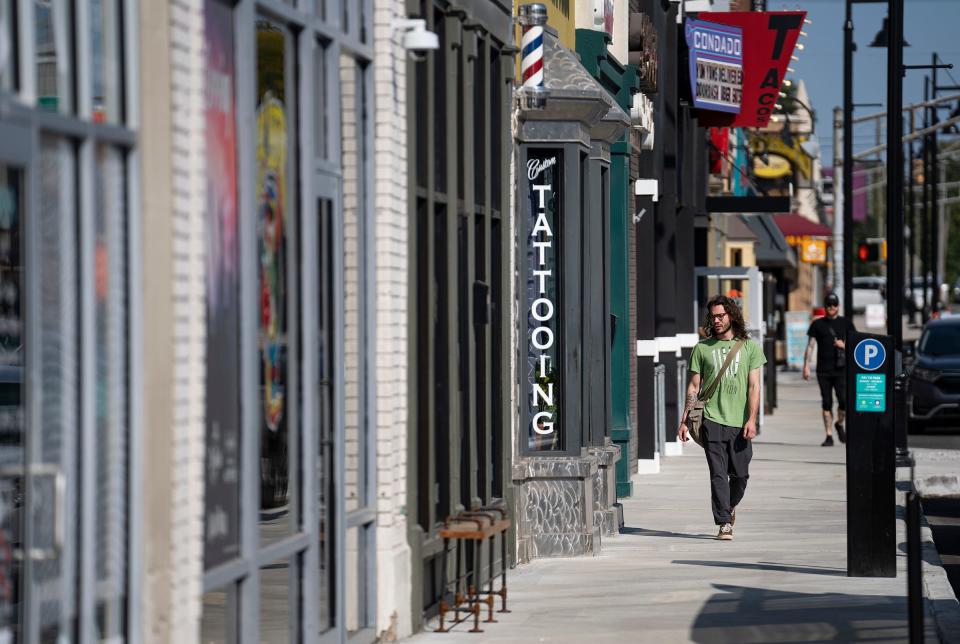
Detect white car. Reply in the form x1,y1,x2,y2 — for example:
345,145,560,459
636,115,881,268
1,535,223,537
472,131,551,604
904,276,936,314
852,276,886,313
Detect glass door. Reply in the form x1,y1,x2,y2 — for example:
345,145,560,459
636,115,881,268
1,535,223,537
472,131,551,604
0,121,77,644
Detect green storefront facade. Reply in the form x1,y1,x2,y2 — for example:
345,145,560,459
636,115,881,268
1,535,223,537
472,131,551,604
576,30,640,498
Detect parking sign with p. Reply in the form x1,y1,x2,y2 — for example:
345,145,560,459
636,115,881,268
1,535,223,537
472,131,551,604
854,338,886,371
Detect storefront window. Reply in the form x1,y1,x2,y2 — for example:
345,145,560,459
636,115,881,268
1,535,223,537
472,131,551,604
525,150,562,452
201,589,232,643
91,0,122,123
204,0,241,570
0,0,14,91
316,198,335,633
36,135,78,644
259,557,298,642
34,0,72,113
93,142,128,640
256,18,298,545
0,162,22,644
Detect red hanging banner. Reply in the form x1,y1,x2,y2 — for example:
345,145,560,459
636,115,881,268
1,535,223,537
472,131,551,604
694,11,806,128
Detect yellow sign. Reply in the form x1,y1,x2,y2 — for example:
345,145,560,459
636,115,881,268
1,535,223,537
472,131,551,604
800,238,827,264
749,134,813,180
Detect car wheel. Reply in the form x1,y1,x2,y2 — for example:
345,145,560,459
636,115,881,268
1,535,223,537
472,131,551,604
908,418,927,434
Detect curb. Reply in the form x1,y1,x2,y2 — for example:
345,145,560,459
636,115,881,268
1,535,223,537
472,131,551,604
919,500,960,644
898,467,960,644
916,475,960,498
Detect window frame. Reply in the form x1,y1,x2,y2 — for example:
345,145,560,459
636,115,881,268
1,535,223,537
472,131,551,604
199,2,377,643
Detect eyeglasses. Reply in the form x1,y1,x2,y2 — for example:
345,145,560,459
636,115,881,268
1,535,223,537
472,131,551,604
826,303,839,308
709,312,728,320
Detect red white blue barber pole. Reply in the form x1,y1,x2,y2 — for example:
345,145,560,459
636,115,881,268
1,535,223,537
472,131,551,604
518,3,549,109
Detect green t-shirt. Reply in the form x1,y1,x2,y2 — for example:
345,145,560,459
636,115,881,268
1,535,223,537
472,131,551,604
688,338,767,428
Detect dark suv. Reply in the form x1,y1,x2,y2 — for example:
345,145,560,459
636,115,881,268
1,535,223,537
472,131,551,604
908,317,960,432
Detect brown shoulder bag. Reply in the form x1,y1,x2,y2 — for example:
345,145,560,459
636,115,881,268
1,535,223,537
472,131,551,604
685,340,746,448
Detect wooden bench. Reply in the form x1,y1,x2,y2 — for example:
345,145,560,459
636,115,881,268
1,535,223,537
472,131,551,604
434,507,511,633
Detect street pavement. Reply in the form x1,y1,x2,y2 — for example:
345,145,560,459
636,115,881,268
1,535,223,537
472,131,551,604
404,370,952,643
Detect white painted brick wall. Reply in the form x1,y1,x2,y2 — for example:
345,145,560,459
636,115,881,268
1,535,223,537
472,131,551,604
168,0,206,640
373,0,411,640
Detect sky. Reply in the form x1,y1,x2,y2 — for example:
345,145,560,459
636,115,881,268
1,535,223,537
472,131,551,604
767,0,960,164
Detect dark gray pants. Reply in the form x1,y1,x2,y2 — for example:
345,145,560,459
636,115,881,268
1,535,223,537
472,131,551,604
703,418,753,525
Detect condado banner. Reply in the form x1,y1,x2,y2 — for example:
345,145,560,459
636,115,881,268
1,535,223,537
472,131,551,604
694,11,806,128
685,19,743,113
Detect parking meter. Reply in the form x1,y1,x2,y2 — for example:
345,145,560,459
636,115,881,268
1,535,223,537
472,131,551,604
845,332,896,577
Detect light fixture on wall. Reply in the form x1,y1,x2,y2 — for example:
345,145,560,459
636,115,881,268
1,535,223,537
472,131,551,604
394,18,439,61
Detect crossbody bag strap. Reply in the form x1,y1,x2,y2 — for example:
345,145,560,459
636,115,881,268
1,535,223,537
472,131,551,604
698,339,746,402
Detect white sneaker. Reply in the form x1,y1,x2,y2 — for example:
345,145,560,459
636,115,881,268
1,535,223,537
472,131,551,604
716,523,733,540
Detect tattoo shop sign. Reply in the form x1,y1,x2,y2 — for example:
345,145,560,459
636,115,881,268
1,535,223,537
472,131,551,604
685,19,743,113
526,151,561,451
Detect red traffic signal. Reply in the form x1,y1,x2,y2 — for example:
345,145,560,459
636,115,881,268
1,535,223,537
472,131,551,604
857,240,885,262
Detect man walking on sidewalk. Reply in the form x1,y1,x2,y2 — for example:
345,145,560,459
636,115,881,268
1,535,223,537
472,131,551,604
678,295,766,540
802,292,856,446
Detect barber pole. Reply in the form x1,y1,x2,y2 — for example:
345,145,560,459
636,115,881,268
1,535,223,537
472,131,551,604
521,16,544,87
517,3,549,109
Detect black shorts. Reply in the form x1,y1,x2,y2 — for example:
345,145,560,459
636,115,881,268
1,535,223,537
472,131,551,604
816,372,846,412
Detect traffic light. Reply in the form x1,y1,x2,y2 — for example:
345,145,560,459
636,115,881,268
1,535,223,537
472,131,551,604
858,239,887,263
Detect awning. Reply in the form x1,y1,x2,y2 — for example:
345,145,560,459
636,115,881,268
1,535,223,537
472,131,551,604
742,214,797,269
772,213,833,238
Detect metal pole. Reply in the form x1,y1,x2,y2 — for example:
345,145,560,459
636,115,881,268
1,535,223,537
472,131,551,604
843,0,855,318
939,157,947,295
931,53,941,313
907,114,915,323
906,481,924,642
834,106,844,299
887,0,908,464
922,78,930,321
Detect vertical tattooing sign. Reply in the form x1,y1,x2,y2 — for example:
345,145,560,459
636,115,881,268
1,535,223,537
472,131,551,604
686,19,743,113
526,151,561,451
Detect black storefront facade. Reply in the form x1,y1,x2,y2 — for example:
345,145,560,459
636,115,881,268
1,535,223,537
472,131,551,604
404,0,516,629
511,29,629,561
633,0,709,470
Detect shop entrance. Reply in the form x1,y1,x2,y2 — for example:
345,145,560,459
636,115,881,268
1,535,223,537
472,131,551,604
0,99,133,641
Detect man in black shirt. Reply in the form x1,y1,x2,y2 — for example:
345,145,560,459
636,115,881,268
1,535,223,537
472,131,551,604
803,292,857,446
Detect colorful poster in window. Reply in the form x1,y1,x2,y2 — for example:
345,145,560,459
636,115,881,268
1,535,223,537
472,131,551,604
203,0,241,569
256,85,287,433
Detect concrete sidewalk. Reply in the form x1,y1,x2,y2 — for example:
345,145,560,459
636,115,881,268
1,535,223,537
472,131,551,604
405,370,947,643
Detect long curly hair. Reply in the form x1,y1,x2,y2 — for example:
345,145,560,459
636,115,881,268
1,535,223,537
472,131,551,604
703,294,750,340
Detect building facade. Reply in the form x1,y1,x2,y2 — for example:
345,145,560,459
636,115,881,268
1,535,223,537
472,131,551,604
0,0,809,642
403,0,514,630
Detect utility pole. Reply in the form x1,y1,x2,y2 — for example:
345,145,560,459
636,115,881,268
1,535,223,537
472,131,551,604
885,0,907,464
907,113,916,323
939,157,947,292
923,78,931,320
842,0,854,318
834,106,844,297
931,53,941,313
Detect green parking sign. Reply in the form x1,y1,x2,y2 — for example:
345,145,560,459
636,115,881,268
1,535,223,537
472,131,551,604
855,373,886,413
